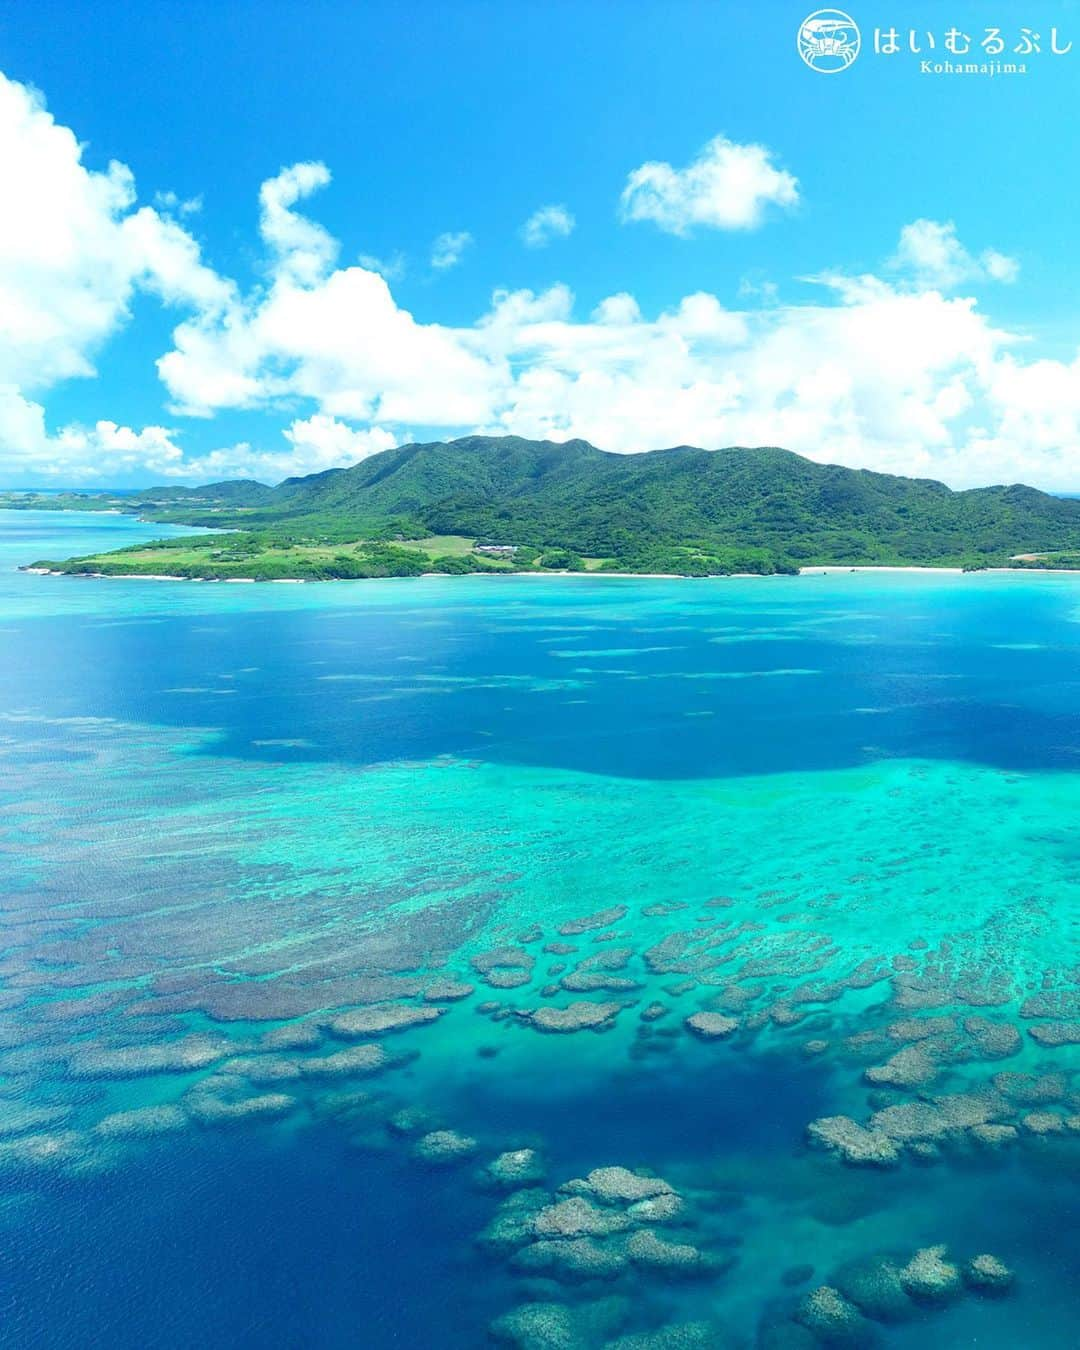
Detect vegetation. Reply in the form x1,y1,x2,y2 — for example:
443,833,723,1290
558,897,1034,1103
30,534,517,582
19,435,1080,580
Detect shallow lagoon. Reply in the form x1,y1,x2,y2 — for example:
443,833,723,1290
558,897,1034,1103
0,511,1078,1347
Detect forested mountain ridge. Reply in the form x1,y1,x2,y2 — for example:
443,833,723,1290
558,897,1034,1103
16,436,1080,579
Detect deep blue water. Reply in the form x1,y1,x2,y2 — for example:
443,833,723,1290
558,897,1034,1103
6,567,1080,780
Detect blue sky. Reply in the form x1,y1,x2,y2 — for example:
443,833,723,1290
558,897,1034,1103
2,0,1080,487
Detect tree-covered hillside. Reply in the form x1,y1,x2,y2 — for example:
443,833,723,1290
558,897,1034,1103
19,436,1080,577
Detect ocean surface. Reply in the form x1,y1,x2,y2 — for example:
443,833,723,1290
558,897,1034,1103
0,509,1078,1349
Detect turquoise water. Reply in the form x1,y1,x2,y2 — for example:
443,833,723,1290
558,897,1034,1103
0,510,1078,1347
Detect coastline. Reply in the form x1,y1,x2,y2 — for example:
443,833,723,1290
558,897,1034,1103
19,563,1080,584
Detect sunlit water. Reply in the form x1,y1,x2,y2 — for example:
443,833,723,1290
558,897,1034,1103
0,510,1078,1348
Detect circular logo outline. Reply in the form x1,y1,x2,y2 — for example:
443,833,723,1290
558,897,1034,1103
797,8,861,73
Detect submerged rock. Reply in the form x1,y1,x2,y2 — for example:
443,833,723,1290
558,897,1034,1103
794,1285,870,1344
968,1123,1019,1150
684,1012,738,1040
472,947,537,990
560,973,641,994
94,1105,187,1138
0,1129,87,1169
806,1116,900,1167
898,1245,962,1302
312,1090,382,1124
625,1229,708,1275
1021,1111,1066,1136
886,1016,955,1043
833,1255,915,1323
512,1237,627,1281
412,1129,478,1165
422,978,475,1002
328,1004,441,1037
964,1253,1014,1293
534,1196,633,1239
867,1102,947,1143
864,1044,939,1089
1028,1021,1080,1048
0,1103,71,1137
260,1021,322,1050
478,1189,549,1253
185,1085,295,1125
627,1192,684,1224
301,1044,389,1078
992,1072,1066,1105
640,1003,669,1022
930,1090,1008,1131
67,1033,229,1079
388,1105,438,1135
478,1148,546,1190
221,1054,303,1084
558,906,628,936
523,1002,621,1034
963,1017,1021,1059
490,1297,627,1350
565,1166,676,1205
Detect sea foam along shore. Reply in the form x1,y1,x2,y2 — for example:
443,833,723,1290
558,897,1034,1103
800,565,964,575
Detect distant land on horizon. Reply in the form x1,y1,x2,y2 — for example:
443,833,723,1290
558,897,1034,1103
9,436,1080,580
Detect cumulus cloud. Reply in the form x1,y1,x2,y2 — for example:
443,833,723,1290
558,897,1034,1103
619,134,799,235
87,159,1080,489
259,162,338,285
153,190,203,216
430,230,473,270
891,219,1019,290
357,251,406,280
0,387,186,481
0,70,234,483
3,68,1080,492
0,72,230,396
152,416,398,483
521,204,575,248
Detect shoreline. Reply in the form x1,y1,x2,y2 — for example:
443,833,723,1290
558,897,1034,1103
19,563,1080,585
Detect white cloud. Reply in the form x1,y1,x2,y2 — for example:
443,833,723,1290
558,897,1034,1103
358,251,406,280
151,416,398,483
0,387,186,481
521,204,575,248
0,71,235,484
259,162,338,285
160,255,502,427
619,134,799,235
282,414,397,470
738,276,779,306
891,219,1019,290
430,230,473,270
143,165,1080,491
591,293,641,325
981,249,1020,284
3,69,1079,492
0,72,230,398
154,190,203,216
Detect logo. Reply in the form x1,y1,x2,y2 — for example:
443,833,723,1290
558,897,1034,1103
798,9,861,72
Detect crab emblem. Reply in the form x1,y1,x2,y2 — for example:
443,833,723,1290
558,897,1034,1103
798,9,861,72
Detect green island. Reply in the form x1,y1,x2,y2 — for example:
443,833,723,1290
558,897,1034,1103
10,436,1080,580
